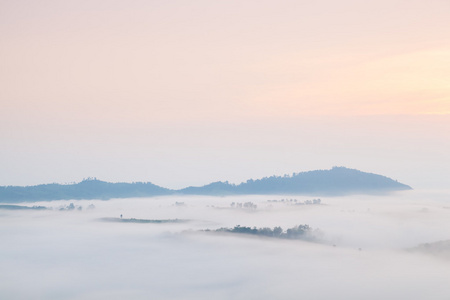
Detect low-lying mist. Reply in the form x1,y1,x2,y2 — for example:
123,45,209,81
1,190,450,299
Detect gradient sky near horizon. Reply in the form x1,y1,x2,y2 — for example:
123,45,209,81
1,0,449,189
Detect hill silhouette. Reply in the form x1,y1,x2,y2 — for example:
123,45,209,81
0,167,411,203
0,179,171,202
180,167,412,195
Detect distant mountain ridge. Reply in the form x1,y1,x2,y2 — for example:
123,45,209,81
0,167,412,203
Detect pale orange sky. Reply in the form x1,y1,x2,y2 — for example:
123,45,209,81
1,0,449,188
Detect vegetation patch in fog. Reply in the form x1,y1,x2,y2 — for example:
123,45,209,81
204,225,318,241
99,217,190,224
410,240,450,259
267,198,322,205
0,204,47,210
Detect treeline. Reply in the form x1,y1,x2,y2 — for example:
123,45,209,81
99,217,189,224
0,204,47,210
206,224,315,240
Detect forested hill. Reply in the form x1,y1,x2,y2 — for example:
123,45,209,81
0,179,171,203
180,167,412,195
0,167,411,203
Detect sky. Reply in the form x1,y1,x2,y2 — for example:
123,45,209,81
1,0,449,189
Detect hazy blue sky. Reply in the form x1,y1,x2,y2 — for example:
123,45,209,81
1,0,449,188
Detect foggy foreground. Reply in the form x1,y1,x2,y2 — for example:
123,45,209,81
1,190,450,300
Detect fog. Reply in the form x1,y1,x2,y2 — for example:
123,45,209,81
1,190,450,299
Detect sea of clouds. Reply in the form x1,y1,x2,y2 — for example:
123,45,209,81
1,190,450,299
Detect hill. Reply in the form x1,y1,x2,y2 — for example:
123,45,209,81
181,167,412,196
0,167,411,203
0,179,171,203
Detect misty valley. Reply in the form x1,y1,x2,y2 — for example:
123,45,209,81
1,190,450,299
3,0,449,298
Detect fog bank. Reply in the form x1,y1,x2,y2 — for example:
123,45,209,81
1,190,450,299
